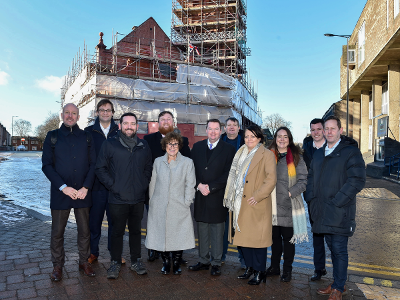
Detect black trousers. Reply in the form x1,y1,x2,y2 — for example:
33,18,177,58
271,226,295,272
241,247,268,272
109,202,144,264
51,207,90,267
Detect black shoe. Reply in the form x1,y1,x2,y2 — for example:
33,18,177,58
310,268,327,281
147,249,159,262
181,257,188,264
266,266,280,276
238,267,254,279
280,271,292,282
189,262,210,271
172,251,182,275
210,265,221,276
161,252,171,275
248,271,266,285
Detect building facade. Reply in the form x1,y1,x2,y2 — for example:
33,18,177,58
332,0,400,160
11,137,42,151
0,123,11,150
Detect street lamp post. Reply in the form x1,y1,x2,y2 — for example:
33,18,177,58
324,33,351,136
11,116,18,150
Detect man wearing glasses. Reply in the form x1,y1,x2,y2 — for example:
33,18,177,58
143,111,191,262
96,112,153,279
84,100,119,265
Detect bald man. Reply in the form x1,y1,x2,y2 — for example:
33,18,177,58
42,103,97,281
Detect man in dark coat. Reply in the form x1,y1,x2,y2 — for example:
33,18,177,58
305,116,365,299
302,118,327,281
95,112,152,279
42,103,96,281
189,119,236,276
84,99,119,264
220,117,245,268
143,111,191,262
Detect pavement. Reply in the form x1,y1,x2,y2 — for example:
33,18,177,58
1,173,400,299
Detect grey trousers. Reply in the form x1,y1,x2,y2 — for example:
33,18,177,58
197,221,225,266
51,207,90,267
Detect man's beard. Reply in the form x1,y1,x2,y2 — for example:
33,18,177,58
159,124,174,135
122,129,136,138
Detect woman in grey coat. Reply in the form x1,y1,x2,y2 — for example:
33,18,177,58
145,131,196,275
267,127,308,283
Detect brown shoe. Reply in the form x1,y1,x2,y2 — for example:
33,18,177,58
328,289,342,300
317,284,347,295
88,254,98,264
79,262,96,277
121,257,126,264
50,266,62,281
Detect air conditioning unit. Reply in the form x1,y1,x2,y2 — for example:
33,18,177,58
348,49,356,64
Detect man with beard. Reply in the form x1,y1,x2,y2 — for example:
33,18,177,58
42,103,96,281
96,112,152,279
143,111,191,262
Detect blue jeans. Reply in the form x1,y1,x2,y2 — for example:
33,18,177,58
89,190,112,257
324,234,349,293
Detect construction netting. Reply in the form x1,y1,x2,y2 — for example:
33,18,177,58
64,63,262,130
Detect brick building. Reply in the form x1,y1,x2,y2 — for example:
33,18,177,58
11,137,42,151
62,15,261,147
0,123,11,150
329,0,400,160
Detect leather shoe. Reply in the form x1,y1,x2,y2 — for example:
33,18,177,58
210,265,221,276
280,271,292,282
266,266,280,276
79,262,95,277
317,283,347,295
311,268,327,281
50,266,62,281
88,254,98,264
238,267,254,279
181,257,188,264
147,249,159,262
328,289,342,300
189,262,210,271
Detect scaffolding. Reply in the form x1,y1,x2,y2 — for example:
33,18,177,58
171,0,252,90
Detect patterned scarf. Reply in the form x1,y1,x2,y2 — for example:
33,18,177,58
271,147,308,244
223,143,261,232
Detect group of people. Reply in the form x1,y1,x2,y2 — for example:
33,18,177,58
42,101,366,300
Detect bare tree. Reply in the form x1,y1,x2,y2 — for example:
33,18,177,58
262,113,292,136
13,119,32,137
35,112,60,142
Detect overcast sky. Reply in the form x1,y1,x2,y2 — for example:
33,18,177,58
0,0,367,141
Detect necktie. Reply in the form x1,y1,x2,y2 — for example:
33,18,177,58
209,143,213,150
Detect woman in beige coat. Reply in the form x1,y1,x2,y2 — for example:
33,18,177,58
224,125,277,285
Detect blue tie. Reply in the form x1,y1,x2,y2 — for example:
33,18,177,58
209,143,213,150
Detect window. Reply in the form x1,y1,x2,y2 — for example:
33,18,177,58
382,82,389,114
369,97,373,119
24,140,29,145
12,139,16,144
32,146,37,151
369,125,373,150
395,0,399,18
358,22,365,66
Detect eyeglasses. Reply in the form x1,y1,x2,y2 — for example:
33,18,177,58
168,143,179,148
99,109,113,113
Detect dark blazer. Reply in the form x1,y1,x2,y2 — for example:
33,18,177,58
305,136,366,236
190,139,236,223
84,117,119,191
95,133,153,205
144,131,191,162
42,123,96,210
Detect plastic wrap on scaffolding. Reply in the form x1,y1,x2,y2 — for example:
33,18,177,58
63,67,96,105
95,74,262,125
176,64,235,89
108,99,241,130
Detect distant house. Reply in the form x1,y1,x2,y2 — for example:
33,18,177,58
12,137,42,151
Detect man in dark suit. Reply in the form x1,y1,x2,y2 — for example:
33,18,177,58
189,119,236,276
42,103,96,281
84,99,119,264
143,111,191,262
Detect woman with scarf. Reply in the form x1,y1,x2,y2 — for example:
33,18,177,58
224,125,277,285
267,126,308,282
